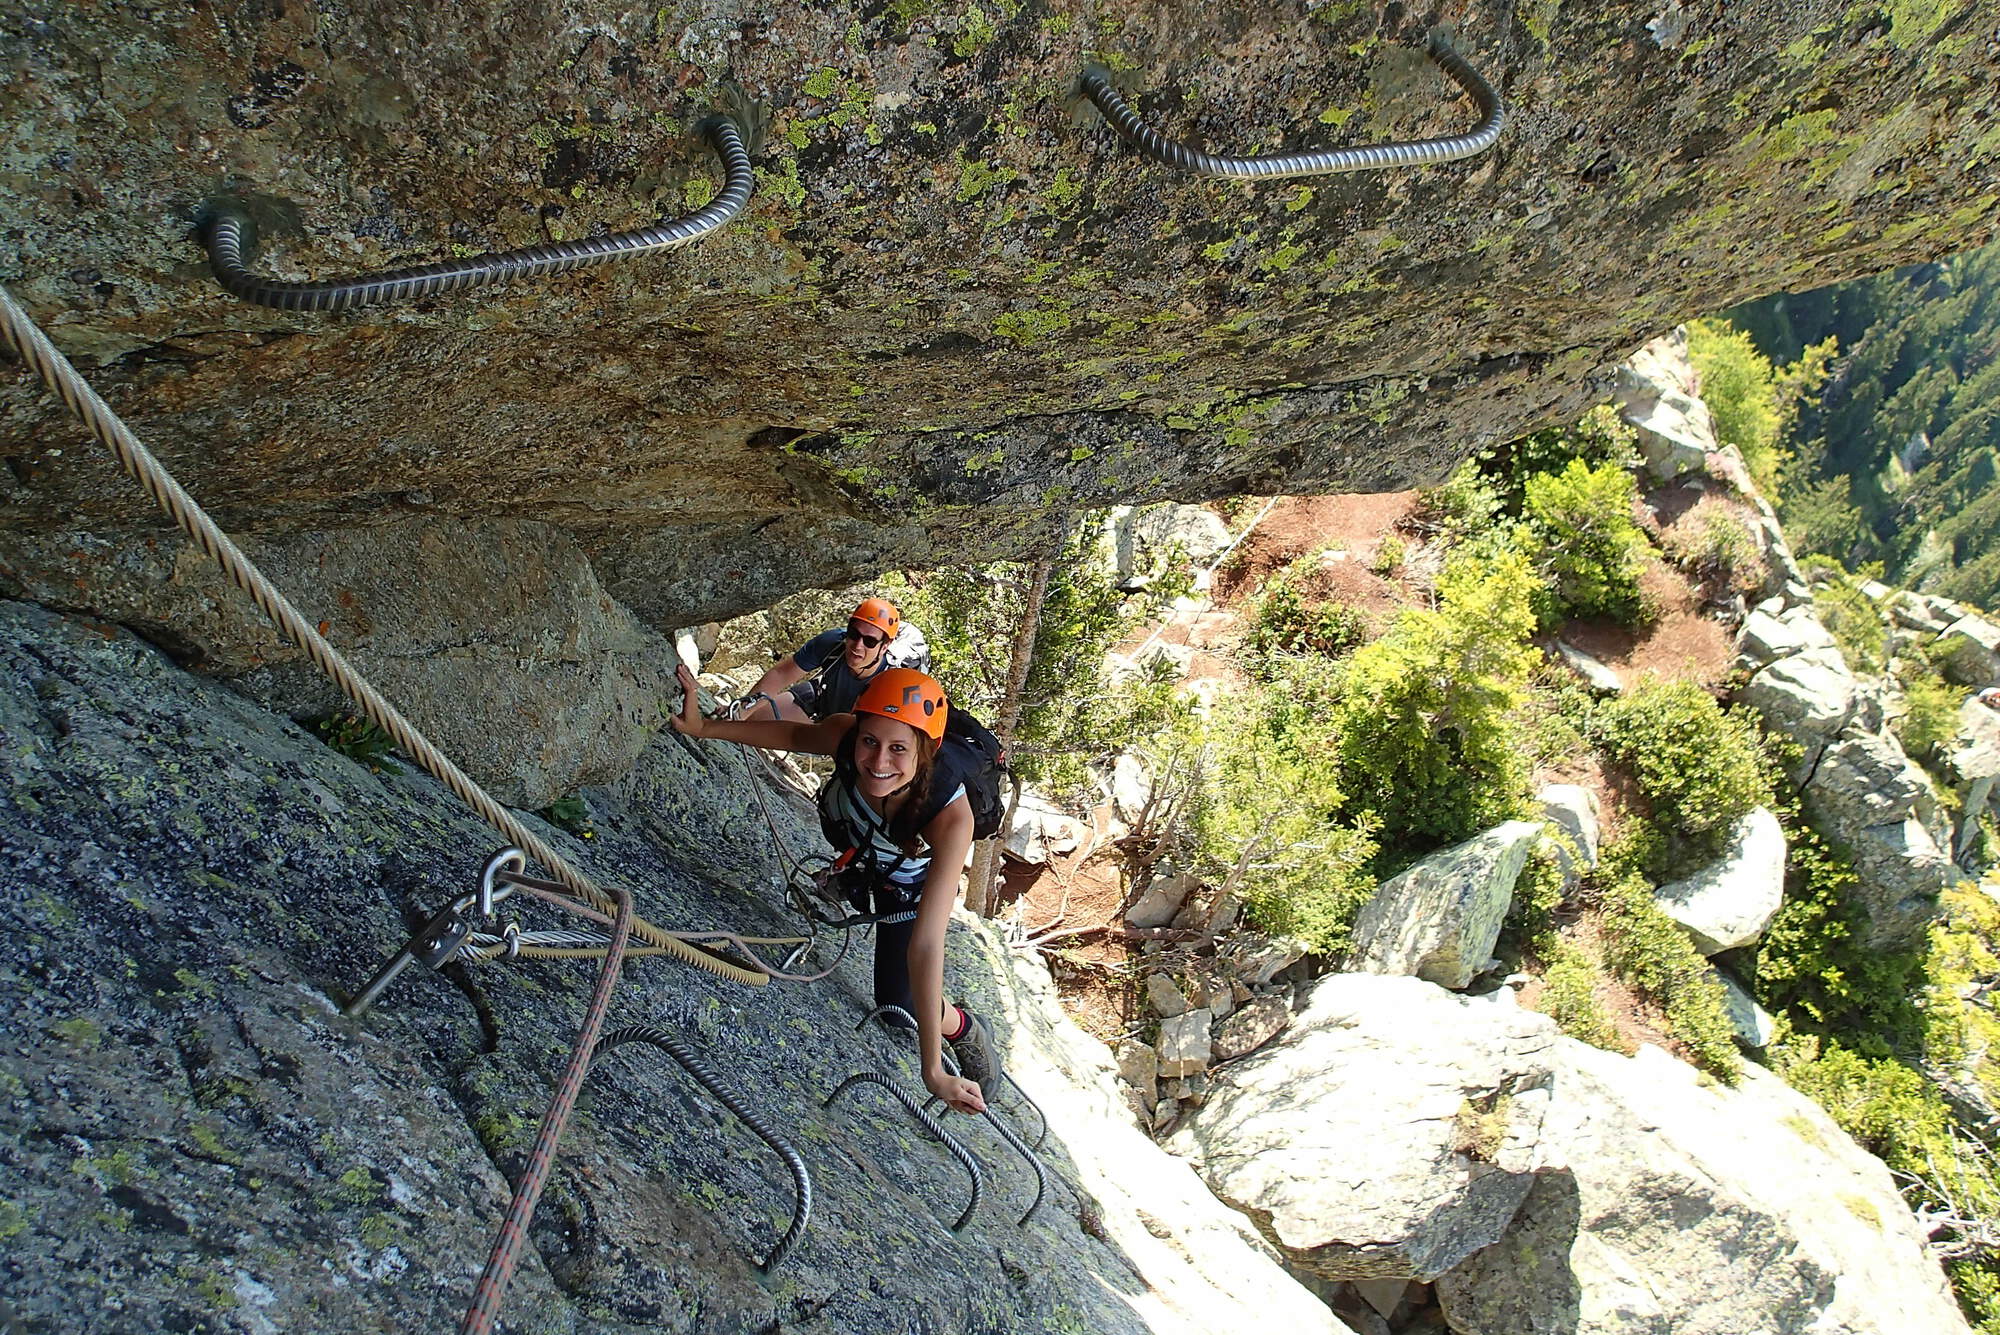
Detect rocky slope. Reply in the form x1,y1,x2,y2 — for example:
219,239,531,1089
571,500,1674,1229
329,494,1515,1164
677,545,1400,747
0,597,1339,1334
4,0,1998,630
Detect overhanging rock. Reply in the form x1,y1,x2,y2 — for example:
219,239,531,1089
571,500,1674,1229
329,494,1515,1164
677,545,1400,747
3,2,1998,626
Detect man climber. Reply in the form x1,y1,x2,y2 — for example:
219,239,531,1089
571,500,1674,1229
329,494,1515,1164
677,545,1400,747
738,596,930,722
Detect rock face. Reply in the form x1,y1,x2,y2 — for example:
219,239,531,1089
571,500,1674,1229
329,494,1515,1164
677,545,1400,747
1168,975,1558,1283
1348,820,1543,989
1436,1044,1969,1335
1737,604,1953,948
1170,974,1966,1332
1935,615,2000,687
1615,329,1719,481
0,598,1342,1335
4,0,1997,639
1105,503,1232,586
1652,806,1787,955
0,517,676,808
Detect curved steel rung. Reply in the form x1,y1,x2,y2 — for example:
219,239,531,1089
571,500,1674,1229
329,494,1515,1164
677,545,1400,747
592,1025,813,1273
824,1072,982,1233
860,1006,1047,1226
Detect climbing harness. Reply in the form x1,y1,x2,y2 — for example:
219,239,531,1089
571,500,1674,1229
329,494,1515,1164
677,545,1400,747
197,114,752,312
1080,32,1503,180
589,1024,814,1273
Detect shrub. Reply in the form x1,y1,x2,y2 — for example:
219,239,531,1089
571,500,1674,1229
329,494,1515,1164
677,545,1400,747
1247,560,1367,662
312,713,400,774
1593,865,1739,1080
1503,840,1568,949
1687,318,1788,493
1595,681,1769,864
1410,458,1503,543
1520,458,1655,627
1810,564,1890,677
1330,545,1540,856
1535,933,1625,1053
1176,658,1381,956
1754,815,1926,1045
1897,663,1963,767
1663,504,1767,597
1497,405,1641,507
1370,534,1406,576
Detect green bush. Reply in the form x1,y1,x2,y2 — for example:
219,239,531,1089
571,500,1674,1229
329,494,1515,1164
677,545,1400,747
1497,405,1641,507
1687,318,1794,493
1663,505,1767,597
1754,815,1926,1045
1330,545,1540,856
1520,458,1655,627
1593,862,1739,1081
1535,933,1624,1053
1897,662,1963,767
1410,459,1503,543
1175,658,1381,956
1595,681,1770,864
312,713,400,774
1247,561,1366,662
1809,563,1890,677
1370,534,1406,576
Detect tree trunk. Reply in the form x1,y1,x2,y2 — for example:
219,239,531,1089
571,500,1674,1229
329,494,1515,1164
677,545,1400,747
968,533,1059,917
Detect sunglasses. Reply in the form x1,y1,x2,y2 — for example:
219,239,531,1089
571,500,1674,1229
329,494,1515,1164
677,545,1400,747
844,625,884,648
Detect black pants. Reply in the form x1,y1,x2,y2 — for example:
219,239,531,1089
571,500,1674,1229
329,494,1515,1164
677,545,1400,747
841,868,922,1018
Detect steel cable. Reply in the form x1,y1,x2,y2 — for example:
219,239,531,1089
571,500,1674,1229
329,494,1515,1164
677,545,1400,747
1079,33,1503,180
0,286,764,986
594,1024,814,1272
198,117,753,311
0,283,766,1335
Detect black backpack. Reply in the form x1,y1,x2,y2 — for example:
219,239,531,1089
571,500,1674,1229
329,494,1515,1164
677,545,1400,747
940,705,1007,842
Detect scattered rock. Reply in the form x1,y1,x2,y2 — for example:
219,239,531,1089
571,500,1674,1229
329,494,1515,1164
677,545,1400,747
1553,640,1625,695
1615,330,1719,481
1712,968,1776,1049
1117,1041,1160,1115
1354,1278,1414,1320
1112,752,1153,824
1212,993,1292,1063
1126,869,1199,929
1934,615,2000,687
1004,788,1090,865
1158,1008,1215,1078
1537,783,1600,880
1652,806,1787,955
1223,935,1309,989
1147,973,1192,1019
1348,821,1544,990
1106,503,1233,586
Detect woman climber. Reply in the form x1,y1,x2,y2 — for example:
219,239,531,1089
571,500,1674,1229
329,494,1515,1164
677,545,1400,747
671,661,999,1115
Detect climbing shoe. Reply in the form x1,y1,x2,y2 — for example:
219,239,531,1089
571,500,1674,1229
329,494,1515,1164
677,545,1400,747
948,1007,1002,1089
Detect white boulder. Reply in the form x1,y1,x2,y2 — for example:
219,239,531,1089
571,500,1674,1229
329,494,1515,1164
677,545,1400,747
1169,975,1558,1281
1437,1044,1968,1335
1348,821,1544,990
1651,806,1787,955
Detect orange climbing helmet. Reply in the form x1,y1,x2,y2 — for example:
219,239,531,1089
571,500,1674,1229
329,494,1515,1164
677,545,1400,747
849,596,901,642
852,667,948,741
